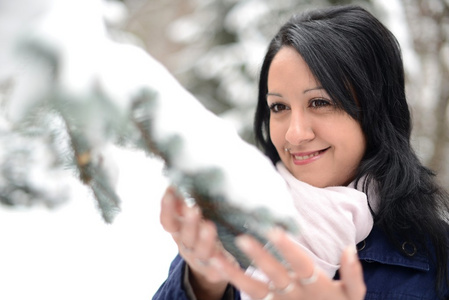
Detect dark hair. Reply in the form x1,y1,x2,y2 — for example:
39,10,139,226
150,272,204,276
254,5,449,293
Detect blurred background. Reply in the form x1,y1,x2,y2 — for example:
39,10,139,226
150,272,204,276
0,0,448,299
123,0,449,184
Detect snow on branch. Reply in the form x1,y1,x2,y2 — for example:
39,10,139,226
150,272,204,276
1,0,298,267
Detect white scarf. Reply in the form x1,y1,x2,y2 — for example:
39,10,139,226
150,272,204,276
242,162,374,299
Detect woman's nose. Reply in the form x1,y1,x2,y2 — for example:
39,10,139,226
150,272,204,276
285,112,315,145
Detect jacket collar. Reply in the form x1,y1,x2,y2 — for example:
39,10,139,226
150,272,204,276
357,226,430,271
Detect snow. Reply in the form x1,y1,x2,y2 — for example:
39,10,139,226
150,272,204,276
145,53,298,224
225,0,269,32
0,148,178,299
372,0,420,80
0,0,301,297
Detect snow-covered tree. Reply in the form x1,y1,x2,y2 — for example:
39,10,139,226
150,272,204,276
401,0,449,183
0,0,300,267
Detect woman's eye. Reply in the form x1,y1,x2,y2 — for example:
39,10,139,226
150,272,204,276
269,103,288,113
310,98,332,108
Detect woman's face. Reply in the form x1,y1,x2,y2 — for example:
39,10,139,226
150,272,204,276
267,47,366,188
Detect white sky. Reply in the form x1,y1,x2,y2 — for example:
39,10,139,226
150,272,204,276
0,148,178,299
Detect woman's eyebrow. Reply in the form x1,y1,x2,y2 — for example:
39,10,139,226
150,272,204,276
266,92,282,97
267,87,324,97
303,86,324,94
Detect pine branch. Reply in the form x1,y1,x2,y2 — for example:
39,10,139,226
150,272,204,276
56,93,122,223
130,89,296,267
3,0,300,268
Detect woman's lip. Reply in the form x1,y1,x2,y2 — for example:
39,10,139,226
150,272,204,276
290,147,330,165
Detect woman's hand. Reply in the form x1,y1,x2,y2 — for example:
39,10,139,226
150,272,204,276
210,228,366,300
160,186,366,300
159,186,235,299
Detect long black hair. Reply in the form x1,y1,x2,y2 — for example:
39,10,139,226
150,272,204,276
254,5,449,293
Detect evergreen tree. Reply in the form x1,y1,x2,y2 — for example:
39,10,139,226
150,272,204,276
0,0,298,267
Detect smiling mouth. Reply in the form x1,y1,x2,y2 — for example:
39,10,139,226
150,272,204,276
292,147,330,161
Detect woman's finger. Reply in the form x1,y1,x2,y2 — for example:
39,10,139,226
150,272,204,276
211,254,270,299
160,187,183,233
267,228,316,279
266,228,339,299
339,246,366,300
179,204,201,250
194,220,218,261
235,235,296,293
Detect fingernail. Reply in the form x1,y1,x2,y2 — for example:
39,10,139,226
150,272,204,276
267,226,284,243
345,245,357,264
164,192,174,204
185,205,199,220
235,235,252,252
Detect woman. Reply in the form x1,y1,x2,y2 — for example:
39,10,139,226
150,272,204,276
154,5,449,299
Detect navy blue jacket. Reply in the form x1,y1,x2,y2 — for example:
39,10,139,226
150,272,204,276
357,227,448,299
153,226,449,300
